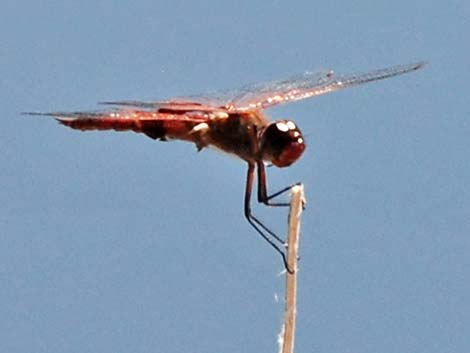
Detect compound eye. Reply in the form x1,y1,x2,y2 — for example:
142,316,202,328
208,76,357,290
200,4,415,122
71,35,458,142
260,120,306,167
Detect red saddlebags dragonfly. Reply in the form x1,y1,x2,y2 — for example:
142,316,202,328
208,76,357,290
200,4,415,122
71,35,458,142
26,61,425,271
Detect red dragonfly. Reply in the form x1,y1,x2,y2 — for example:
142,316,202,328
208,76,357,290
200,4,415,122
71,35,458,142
26,61,425,271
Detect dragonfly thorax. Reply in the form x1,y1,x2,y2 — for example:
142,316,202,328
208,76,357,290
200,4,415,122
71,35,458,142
259,120,306,167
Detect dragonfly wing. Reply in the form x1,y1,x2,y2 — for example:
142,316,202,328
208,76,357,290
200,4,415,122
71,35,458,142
23,110,209,141
33,61,425,124
99,98,216,112
227,70,333,111
229,61,426,111
99,99,227,113
99,100,160,109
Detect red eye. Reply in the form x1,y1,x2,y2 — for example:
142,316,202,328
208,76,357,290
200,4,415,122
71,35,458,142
260,120,306,167
273,139,306,167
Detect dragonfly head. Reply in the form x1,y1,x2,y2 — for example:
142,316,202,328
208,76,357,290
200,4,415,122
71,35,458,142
260,120,306,168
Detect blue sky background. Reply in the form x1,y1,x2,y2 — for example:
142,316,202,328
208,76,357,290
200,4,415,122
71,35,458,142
1,1,469,352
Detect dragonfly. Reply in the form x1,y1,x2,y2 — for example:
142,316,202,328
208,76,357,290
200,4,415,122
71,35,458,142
25,61,425,271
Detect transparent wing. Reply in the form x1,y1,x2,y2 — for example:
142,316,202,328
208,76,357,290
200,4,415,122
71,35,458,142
24,110,119,119
98,71,332,112
23,109,209,121
86,61,425,113
98,100,224,112
229,61,426,111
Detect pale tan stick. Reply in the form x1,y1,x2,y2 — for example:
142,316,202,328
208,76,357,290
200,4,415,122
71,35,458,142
279,184,304,353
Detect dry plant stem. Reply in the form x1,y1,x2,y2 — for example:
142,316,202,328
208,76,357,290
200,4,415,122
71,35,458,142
280,184,304,353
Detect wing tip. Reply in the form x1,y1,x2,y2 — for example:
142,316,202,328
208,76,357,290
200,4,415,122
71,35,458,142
21,112,72,128
410,60,428,71
21,111,51,117
21,111,70,119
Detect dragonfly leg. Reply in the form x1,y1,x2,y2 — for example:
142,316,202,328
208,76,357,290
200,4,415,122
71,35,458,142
244,162,293,273
257,161,302,207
